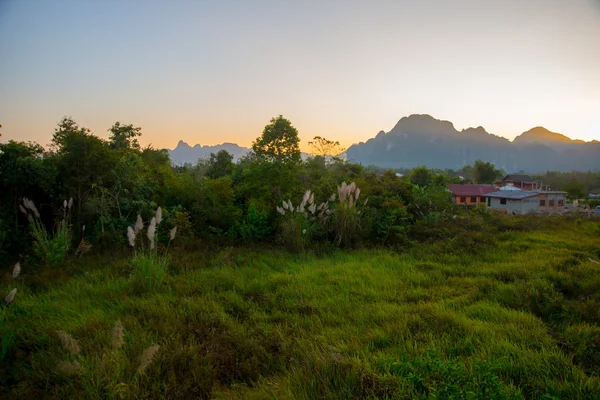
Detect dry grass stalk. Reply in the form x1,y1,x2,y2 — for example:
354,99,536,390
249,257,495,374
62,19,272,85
5,288,17,305
169,226,177,241
68,197,73,209
112,320,125,349
137,344,160,374
56,330,81,355
57,360,85,376
12,262,21,279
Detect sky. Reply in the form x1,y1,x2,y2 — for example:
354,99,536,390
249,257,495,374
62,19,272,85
1,0,599,151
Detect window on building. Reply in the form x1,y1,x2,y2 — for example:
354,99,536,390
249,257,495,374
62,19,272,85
480,197,485,202
539,200,546,206
500,198,507,205
549,200,555,207
459,196,466,203
558,200,564,207
470,196,477,203
487,198,491,207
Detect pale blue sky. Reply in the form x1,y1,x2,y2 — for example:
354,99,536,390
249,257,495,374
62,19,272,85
1,0,599,150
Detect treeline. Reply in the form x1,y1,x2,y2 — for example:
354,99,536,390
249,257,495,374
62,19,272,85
1,115,597,265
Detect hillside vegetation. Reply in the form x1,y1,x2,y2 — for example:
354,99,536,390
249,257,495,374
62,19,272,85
1,216,599,399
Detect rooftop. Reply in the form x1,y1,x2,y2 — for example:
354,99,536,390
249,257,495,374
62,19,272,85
447,184,497,196
485,191,539,200
502,174,533,182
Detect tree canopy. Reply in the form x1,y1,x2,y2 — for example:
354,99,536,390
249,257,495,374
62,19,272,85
252,115,301,163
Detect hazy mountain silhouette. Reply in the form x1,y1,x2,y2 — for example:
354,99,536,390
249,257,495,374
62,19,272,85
346,114,600,172
168,141,250,165
168,141,312,165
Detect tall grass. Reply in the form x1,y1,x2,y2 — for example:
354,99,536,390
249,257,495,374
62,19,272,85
127,207,175,293
21,197,72,266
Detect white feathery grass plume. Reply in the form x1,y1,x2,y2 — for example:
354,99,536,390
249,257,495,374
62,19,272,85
127,226,136,247
302,229,307,234
63,200,67,209
112,320,125,349
147,217,156,250
19,205,27,214
326,209,332,215
364,198,369,206
287,200,293,211
57,360,85,376
12,262,21,279
169,226,177,241
5,288,17,305
155,207,162,225
355,188,360,200
349,182,356,193
134,214,143,234
308,203,316,214
329,194,336,202
25,198,40,218
68,197,73,209
348,195,354,208
82,225,86,232
27,214,33,223
137,344,160,374
309,192,314,204
56,330,81,355
282,201,289,210
276,206,285,215
302,190,311,205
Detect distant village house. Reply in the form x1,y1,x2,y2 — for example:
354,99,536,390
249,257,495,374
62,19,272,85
447,184,496,206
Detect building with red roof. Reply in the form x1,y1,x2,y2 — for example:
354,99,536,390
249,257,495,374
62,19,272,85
447,184,497,206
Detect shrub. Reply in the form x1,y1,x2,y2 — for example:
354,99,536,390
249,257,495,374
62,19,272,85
21,197,73,266
126,207,176,292
328,182,366,247
232,201,272,242
275,189,325,251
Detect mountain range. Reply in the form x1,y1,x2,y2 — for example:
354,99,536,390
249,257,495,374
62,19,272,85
167,114,599,172
346,114,599,172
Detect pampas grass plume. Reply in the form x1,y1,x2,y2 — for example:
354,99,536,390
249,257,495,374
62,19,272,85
56,330,81,355
147,217,156,250
68,197,73,209
134,214,143,234
5,288,16,305
127,226,136,247
169,226,177,241
12,262,21,279
112,320,125,349
137,344,160,374
155,207,162,225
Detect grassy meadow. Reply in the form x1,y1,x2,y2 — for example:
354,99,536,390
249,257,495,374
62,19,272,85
1,216,600,399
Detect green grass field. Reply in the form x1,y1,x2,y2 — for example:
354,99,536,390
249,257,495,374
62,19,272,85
1,218,600,399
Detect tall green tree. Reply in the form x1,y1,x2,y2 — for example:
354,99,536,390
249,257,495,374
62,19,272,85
473,160,502,184
308,136,345,157
561,179,586,200
252,115,301,163
409,166,432,187
108,122,142,151
206,150,234,179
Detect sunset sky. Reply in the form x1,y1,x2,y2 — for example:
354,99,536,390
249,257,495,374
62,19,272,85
1,0,599,151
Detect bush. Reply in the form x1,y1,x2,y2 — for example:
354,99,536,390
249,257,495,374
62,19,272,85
21,198,73,266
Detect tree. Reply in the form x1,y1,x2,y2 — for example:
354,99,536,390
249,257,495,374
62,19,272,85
409,166,432,187
108,122,142,151
473,160,502,184
308,136,345,157
206,150,234,179
252,115,301,163
561,179,586,200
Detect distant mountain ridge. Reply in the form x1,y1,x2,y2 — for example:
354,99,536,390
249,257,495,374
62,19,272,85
168,141,251,165
346,114,599,172
168,141,312,165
